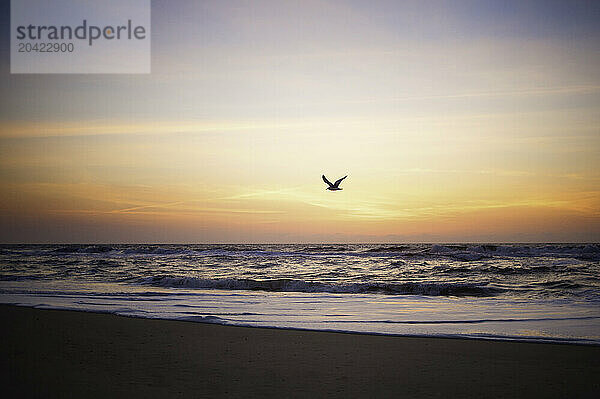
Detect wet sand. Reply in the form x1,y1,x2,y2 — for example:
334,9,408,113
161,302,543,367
1,304,599,398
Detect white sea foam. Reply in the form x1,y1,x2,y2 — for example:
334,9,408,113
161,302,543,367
1,281,599,345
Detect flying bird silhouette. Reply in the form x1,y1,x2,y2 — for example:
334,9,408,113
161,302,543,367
322,175,347,191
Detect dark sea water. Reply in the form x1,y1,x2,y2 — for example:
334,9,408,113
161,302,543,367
1,243,599,344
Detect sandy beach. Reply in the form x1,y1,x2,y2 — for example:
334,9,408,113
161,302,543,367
1,304,599,398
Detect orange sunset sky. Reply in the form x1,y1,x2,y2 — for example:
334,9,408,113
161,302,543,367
1,1,599,243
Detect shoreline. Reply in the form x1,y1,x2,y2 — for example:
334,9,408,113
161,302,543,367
2,304,599,398
6,303,599,347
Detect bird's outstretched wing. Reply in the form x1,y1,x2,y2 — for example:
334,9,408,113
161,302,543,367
333,175,347,187
322,175,334,187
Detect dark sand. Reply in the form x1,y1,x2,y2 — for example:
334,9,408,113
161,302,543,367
1,305,599,398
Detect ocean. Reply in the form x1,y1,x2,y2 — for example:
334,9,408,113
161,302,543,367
1,243,599,344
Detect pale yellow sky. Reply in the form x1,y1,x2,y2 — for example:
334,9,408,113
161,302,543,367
1,0,599,242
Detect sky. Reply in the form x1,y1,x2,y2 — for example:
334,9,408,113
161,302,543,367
0,0,599,243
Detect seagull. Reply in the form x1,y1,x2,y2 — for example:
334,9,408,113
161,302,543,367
322,174,347,191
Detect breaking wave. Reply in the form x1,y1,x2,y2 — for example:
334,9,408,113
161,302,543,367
135,276,503,297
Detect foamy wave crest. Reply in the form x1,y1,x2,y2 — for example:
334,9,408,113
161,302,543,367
135,276,502,297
